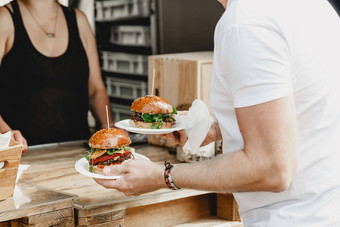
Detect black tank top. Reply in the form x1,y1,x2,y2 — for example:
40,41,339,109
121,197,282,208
0,0,90,145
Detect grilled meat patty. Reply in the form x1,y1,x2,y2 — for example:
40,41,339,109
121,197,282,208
96,152,132,165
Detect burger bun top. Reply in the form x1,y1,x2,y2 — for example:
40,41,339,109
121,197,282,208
131,95,173,114
89,128,131,149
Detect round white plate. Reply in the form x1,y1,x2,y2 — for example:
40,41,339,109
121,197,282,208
75,153,150,179
115,119,184,135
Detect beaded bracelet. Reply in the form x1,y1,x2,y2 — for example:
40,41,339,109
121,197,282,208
164,161,181,190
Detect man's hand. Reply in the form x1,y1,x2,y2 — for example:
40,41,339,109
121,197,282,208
11,130,27,153
94,159,165,196
159,130,188,147
160,121,222,147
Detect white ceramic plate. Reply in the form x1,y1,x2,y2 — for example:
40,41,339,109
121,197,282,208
115,119,184,135
75,153,150,180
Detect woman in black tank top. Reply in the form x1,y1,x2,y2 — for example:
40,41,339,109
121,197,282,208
0,0,112,150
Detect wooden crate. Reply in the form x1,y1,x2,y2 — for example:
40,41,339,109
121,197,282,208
217,194,241,222
148,51,214,148
0,139,23,201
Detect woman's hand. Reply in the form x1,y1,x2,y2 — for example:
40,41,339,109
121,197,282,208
11,130,28,153
94,159,165,196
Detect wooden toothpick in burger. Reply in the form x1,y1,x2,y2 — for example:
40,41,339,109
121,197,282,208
106,105,110,129
129,68,178,129
151,68,155,96
85,105,134,173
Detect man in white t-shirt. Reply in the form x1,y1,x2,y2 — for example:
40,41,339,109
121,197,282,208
94,0,340,226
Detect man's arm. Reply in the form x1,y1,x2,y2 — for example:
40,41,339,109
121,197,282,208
95,95,298,195
75,9,113,127
171,95,298,192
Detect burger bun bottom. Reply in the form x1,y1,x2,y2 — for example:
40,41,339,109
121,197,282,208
133,121,173,129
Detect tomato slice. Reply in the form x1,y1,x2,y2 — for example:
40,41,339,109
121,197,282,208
90,150,131,164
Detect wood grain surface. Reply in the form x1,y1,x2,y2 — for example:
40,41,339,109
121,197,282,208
0,182,75,223
1,141,241,226
0,140,23,201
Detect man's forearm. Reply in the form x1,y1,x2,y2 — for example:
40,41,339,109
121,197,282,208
170,149,289,193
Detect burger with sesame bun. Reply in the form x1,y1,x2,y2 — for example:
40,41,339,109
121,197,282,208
86,128,134,174
130,95,177,129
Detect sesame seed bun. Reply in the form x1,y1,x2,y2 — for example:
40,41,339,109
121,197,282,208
130,95,173,114
88,128,131,149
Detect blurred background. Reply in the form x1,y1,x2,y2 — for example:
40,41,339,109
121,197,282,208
0,0,339,142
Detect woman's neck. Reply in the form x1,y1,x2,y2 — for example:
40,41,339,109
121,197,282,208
19,0,58,19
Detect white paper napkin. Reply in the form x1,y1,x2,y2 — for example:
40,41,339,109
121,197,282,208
175,99,213,155
0,131,11,149
16,164,30,183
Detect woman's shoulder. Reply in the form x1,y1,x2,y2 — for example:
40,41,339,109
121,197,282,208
0,4,14,27
74,8,93,48
74,8,89,28
0,4,15,44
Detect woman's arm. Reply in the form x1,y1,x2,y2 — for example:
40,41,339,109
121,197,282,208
0,115,27,152
0,6,27,152
75,9,113,128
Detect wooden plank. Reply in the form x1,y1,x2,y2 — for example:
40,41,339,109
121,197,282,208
18,208,73,225
78,218,123,227
33,216,74,227
12,216,74,227
172,216,243,227
9,221,33,227
124,194,215,227
75,189,210,218
216,194,241,222
0,140,23,201
0,198,73,223
0,221,10,227
76,210,125,226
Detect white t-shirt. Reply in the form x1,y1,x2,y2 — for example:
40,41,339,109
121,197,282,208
210,0,340,226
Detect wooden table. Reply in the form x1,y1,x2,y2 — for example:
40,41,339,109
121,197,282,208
2,141,242,227
0,182,75,226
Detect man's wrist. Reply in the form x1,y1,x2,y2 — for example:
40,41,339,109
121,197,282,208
156,164,168,189
163,161,181,190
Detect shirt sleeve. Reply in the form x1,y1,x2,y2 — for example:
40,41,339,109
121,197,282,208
218,24,292,108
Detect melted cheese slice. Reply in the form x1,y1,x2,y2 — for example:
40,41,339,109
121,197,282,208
90,149,107,160
114,149,127,154
90,148,128,160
